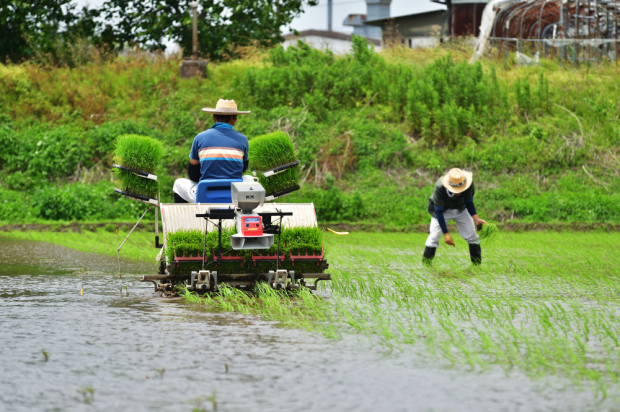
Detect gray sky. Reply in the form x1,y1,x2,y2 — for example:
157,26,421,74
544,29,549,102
74,0,444,34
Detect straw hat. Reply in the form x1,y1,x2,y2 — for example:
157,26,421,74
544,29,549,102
202,99,251,115
441,168,473,194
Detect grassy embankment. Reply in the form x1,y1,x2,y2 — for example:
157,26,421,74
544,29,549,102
1,38,619,228
0,227,155,262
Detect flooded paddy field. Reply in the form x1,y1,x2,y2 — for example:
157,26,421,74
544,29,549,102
1,232,620,411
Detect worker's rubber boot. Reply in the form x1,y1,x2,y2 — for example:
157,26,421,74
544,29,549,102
469,243,482,265
422,247,436,266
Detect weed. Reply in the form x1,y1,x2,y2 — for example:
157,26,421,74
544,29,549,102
78,387,94,404
191,391,218,412
41,350,49,362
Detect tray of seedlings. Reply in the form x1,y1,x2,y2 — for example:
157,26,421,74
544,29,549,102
248,131,300,201
112,134,164,205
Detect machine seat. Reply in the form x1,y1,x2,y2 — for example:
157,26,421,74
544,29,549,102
195,179,242,203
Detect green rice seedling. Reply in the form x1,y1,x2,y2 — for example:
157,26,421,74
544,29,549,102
256,168,299,196
113,134,164,198
113,134,165,172
249,131,299,197
166,229,208,262
167,226,323,265
113,169,159,198
281,226,323,256
478,223,499,243
249,131,296,170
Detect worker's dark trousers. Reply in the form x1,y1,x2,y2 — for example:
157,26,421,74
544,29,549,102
421,244,482,265
173,192,188,204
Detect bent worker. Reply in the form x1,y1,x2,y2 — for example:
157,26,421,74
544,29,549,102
422,168,487,265
173,99,251,203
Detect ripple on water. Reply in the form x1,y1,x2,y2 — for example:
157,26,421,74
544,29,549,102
0,238,615,411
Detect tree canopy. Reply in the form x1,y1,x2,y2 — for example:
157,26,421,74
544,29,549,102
0,0,318,63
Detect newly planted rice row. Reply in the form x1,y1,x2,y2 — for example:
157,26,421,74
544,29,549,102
182,231,620,393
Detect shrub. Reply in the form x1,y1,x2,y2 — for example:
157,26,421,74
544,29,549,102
31,182,145,221
406,55,500,146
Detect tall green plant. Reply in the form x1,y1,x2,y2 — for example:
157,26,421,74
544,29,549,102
406,55,494,146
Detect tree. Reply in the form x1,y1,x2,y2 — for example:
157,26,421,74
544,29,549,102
0,1,108,64
0,0,75,63
101,0,318,60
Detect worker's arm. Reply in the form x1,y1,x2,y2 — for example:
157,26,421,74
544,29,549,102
243,141,249,173
188,158,200,182
465,198,487,228
435,207,455,247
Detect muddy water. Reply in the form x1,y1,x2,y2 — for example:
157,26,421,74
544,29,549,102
0,238,614,412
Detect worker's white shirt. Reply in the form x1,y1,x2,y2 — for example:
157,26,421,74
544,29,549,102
425,208,480,248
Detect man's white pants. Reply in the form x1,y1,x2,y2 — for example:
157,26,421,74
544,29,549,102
173,176,255,203
425,208,480,248
173,178,198,203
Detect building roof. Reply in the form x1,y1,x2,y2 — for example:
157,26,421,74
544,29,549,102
364,9,450,38
364,9,448,27
283,30,381,46
343,14,367,27
431,0,489,4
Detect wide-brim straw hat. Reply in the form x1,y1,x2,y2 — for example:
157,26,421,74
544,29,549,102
202,99,251,115
441,168,473,194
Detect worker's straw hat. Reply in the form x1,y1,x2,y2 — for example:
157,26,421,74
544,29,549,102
441,168,473,194
202,99,251,115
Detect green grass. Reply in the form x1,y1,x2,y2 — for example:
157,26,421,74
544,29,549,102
2,45,620,224
0,228,157,262
182,230,620,394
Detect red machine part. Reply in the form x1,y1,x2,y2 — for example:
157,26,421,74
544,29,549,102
241,216,263,237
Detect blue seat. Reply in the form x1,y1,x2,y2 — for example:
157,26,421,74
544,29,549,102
195,179,242,203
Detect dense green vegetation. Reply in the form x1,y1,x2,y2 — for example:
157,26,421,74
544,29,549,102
0,37,618,226
1,0,316,64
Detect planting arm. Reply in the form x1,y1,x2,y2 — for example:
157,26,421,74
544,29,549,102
435,207,449,234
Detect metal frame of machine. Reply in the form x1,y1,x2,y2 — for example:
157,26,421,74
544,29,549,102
140,183,330,297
